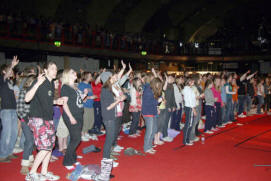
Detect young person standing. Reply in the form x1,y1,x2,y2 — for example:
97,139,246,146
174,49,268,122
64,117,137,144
25,62,64,180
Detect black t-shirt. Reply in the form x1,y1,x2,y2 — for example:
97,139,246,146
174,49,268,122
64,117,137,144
237,79,247,95
0,75,16,109
29,78,55,120
61,84,84,122
101,88,115,121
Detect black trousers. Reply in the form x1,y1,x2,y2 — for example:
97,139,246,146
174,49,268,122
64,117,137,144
63,118,82,166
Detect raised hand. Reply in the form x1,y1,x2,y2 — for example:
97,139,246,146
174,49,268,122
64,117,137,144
129,63,132,72
37,73,46,86
11,55,19,68
121,60,126,69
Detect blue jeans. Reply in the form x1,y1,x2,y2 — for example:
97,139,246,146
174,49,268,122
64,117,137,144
246,96,252,112
183,107,194,144
143,116,157,152
162,110,173,138
257,95,264,114
238,95,246,115
214,102,222,126
204,105,215,131
21,121,34,160
103,119,117,159
129,112,140,135
93,101,103,131
0,109,18,158
170,104,183,131
225,99,234,123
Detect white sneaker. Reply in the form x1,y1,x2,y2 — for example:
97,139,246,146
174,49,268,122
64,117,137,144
193,137,200,142
25,173,46,181
77,155,83,159
115,145,124,150
92,135,98,141
42,172,60,180
113,161,119,168
65,165,75,170
205,130,214,134
81,135,89,142
13,147,23,154
162,137,173,142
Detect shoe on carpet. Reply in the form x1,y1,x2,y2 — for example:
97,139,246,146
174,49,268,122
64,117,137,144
42,172,60,180
193,137,200,142
114,145,124,150
20,166,29,175
162,136,173,142
204,130,214,134
185,142,194,146
25,173,46,181
81,135,90,142
145,149,156,154
65,165,75,170
13,147,23,154
113,161,119,168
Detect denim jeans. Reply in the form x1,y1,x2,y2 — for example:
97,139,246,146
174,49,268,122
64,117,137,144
103,119,117,159
113,117,122,147
93,101,103,132
246,96,252,112
162,110,173,138
204,105,215,132
190,104,201,140
0,109,18,158
129,112,140,135
183,107,194,144
225,98,234,123
170,104,183,131
257,95,264,114
21,121,34,160
221,104,226,123
143,116,157,152
238,95,246,115
214,102,222,126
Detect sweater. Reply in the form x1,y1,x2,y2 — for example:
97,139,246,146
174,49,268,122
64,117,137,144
204,88,215,106
141,84,158,116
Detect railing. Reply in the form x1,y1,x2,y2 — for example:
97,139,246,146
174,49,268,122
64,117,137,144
0,22,269,56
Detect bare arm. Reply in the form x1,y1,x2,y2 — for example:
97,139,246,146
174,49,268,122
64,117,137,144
117,60,126,80
24,74,46,102
240,70,250,81
247,71,257,80
106,95,126,110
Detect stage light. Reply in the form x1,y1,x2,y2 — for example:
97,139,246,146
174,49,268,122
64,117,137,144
195,42,199,48
179,42,183,47
54,41,61,47
141,51,147,56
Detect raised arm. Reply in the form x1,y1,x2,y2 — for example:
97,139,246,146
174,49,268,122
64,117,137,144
117,60,126,80
240,70,250,81
247,71,258,80
4,56,19,81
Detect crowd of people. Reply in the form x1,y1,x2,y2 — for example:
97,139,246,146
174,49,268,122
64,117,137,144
0,56,271,181
1,11,266,56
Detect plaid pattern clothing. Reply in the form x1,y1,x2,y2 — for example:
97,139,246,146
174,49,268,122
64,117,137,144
16,89,30,120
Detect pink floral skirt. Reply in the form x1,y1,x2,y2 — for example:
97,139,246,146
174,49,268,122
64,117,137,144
28,117,56,150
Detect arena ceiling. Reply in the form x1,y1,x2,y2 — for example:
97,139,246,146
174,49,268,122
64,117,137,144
2,0,270,42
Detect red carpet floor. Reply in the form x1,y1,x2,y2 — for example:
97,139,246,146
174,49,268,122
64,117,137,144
1,114,271,181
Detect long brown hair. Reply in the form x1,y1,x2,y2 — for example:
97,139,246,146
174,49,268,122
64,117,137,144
150,78,162,99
